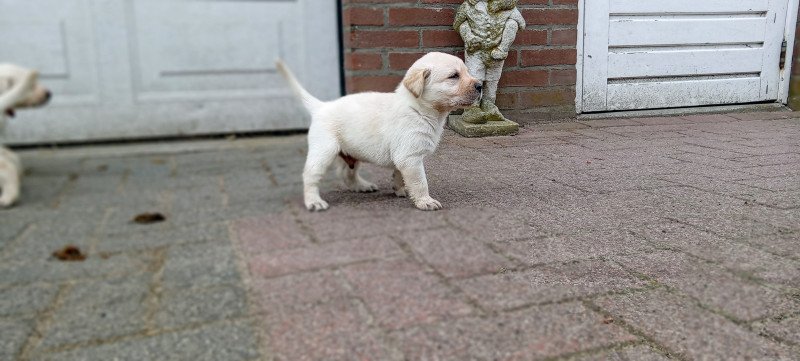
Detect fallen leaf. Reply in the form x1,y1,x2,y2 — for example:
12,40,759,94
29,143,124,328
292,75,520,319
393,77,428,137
133,212,166,224
53,245,87,261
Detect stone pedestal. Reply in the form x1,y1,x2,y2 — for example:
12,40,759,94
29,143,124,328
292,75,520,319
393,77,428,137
447,115,519,137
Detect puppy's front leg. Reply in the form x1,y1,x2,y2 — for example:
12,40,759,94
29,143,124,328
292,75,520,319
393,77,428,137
397,159,441,211
0,170,20,208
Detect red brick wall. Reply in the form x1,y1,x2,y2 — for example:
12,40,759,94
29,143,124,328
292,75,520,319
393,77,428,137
341,0,579,122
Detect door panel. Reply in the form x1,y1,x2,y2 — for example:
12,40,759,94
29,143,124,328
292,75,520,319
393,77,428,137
0,0,100,106
608,18,767,47
1,0,339,144
608,48,764,78
581,0,789,112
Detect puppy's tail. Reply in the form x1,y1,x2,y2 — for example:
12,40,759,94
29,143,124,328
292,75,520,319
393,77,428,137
275,59,324,115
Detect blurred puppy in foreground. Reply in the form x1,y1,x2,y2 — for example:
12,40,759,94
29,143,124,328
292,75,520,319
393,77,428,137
0,64,52,207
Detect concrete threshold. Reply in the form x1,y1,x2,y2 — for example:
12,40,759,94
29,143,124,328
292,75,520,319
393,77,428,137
577,103,790,120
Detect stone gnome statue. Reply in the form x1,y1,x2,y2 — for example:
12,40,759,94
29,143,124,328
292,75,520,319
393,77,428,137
454,0,525,124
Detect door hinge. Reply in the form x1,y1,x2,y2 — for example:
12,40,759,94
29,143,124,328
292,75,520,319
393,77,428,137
779,39,788,70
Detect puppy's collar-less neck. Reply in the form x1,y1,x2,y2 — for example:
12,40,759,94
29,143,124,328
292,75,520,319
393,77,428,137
409,106,445,131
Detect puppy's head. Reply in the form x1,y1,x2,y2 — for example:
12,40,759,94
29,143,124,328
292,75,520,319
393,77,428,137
2,68,52,118
401,52,482,112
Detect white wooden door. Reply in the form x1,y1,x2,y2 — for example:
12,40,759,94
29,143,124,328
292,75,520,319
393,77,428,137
580,0,789,112
0,0,340,145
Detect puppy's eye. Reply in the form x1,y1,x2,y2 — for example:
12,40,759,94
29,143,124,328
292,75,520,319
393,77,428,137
448,73,460,79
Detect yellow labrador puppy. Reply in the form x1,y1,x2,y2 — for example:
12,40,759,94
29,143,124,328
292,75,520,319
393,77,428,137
0,64,51,207
277,52,482,211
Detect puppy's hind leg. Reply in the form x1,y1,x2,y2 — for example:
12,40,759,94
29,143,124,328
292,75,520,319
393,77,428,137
392,169,406,197
336,158,378,193
303,137,338,212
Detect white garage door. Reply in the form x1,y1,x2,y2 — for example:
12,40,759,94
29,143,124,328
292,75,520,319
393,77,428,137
0,0,340,144
580,0,791,112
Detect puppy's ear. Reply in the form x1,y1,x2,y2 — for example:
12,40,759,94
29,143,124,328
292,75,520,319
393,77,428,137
403,68,431,98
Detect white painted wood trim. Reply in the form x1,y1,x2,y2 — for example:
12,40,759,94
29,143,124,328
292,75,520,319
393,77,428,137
761,0,789,100
779,0,800,103
580,0,610,112
575,0,585,114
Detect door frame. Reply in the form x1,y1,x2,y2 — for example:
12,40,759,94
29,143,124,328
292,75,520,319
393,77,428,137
575,0,800,114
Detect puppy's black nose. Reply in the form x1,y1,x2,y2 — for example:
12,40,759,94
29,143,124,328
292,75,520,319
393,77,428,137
44,91,52,101
475,83,482,92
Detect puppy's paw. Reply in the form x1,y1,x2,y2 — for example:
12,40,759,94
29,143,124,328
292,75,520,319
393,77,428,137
394,187,407,198
351,181,379,193
305,198,330,212
414,197,442,211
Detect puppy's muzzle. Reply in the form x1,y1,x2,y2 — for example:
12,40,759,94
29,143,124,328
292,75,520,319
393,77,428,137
471,81,483,104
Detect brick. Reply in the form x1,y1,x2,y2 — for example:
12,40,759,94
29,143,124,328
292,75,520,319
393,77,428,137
40,276,150,349
522,9,579,25
248,236,403,278
389,52,427,70
552,28,578,45
515,30,548,45
155,285,247,329
445,206,552,242
753,316,800,345
345,52,383,70
521,49,577,66
341,259,473,330
680,114,739,123
302,210,448,243
495,229,652,265
162,241,240,290
0,318,33,360
595,290,794,360
503,49,519,67
519,88,575,107
388,8,455,26
233,212,311,254
266,298,400,361
0,284,58,316
397,228,513,278
44,321,260,361
498,69,548,87
549,68,576,85
495,92,519,109
251,270,350,316
343,7,383,26
456,259,647,311
422,29,463,47
572,345,669,361
744,232,800,259
615,250,797,321
391,302,635,360
347,74,404,93
348,30,418,48
0,253,151,286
